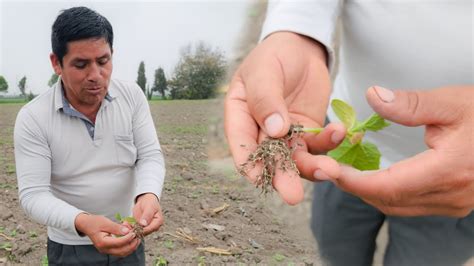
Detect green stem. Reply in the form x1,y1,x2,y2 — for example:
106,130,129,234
301,127,324,134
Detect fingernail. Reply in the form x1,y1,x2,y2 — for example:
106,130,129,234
373,86,394,103
313,169,331,181
331,131,345,144
121,227,129,234
264,113,284,137
140,219,148,226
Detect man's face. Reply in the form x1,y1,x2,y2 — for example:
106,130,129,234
50,38,113,109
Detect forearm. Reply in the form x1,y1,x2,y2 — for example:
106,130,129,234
20,188,84,235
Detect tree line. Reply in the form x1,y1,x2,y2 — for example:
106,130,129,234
0,41,227,101
136,41,227,100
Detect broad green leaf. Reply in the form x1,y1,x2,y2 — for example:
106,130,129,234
328,138,381,170
122,216,137,225
115,213,122,222
331,99,356,129
360,113,391,132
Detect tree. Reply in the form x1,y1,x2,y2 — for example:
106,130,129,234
169,42,227,99
18,76,27,97
152,67,167,99
136,61,147,94
0,76,8,92
48,73,59,87
27,91,37,101
146,85,153,101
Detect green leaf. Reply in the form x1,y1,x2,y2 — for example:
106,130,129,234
122,216,137,225
115,213,122,222
352,113,390,132
331,99,356,129
272,253,286,262
328,138,381,170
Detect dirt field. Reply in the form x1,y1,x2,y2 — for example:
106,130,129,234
0,100,321,265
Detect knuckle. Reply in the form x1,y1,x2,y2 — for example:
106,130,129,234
449,208,472,218
458,209,473,218
251,93,271,117
406,91,421,118
95,242,104,250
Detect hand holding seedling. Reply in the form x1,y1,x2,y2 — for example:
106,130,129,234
334,86,474,217
132,193,163,236
225,31,346,205
74,213,140,257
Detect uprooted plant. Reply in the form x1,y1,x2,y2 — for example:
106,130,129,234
239,99,391,194
115,213,145,240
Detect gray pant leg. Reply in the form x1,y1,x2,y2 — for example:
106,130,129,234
385,213,474,266
47,238,145,265
311,182,385,266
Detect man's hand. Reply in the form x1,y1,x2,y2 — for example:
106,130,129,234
133,193,163,235
225,31,345,205
335,86,474,217
74,213,140,257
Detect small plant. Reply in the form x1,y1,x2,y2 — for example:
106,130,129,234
9,229,17,237
41,255,48,266
0,242,12,251
211,184,219,194
115,213,145,240
304,99,390,170
154,256,168,266
164,239,174,249
272,253,286,262
197,256,206,266
239,99,391,193
29,231,38,238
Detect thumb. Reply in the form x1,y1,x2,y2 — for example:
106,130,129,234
242,60,291,138
137,206,156,227
366,86,456,126
102,218,130,236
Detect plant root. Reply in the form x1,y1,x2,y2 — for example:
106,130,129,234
239,124,304,194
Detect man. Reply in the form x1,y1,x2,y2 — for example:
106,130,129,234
14,7,165,265
225,1,473,265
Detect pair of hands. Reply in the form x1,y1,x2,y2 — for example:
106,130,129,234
225,32,473,217
75,193,163,257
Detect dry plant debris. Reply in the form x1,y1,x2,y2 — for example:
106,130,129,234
239,125,304,194
164,228,200,244
196,247,233,255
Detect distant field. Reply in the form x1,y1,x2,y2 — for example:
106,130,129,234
0,98,27,104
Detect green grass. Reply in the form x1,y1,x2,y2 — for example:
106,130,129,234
273,253,286,262
5,163,15,175
163,240,174,249
0,98,27,104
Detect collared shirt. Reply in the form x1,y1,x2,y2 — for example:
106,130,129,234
60,87,113,139
14,79,165,245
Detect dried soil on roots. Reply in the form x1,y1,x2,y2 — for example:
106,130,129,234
238,125,304,194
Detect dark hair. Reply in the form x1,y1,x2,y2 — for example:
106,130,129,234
51,6,113,65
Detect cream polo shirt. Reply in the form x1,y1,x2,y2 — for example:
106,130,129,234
14,79,165,245
262,0,473,166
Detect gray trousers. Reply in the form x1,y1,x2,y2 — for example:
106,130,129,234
311,182,474,266
47,238,145,266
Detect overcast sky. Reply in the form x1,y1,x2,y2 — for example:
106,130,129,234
0,0,252,95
